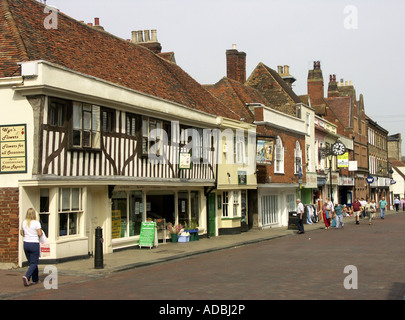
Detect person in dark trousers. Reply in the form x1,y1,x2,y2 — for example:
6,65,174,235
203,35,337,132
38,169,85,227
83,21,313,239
296,198,305,234
20,208,43,287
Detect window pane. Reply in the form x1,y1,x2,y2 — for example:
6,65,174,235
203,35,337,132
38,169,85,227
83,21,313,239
73,130,81,147
83,110,92,130
71,188,80,211
69,213,77,235
178,191,189,227
112,191,127,239
61,188,70,211
83,131,91,147
92,105,100,131
39,214,49,236
129,191,143,236
142,118,148,137
40,189,49,213
59,213,68,236
73,103,82,130
191,191,199,226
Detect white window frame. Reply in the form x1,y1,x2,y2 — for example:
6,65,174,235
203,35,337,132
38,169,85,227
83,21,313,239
58,188,83,237
274,136,284,174
294,141,302,174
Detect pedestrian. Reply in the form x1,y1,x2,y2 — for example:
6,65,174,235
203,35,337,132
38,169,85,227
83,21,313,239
360,198,367,218
365,198,376,225
352,198,362,225
394,197,400,212
322,198,331,229
334,203,344,229
378,196,388,219
20,208,43,287
296,198,305,234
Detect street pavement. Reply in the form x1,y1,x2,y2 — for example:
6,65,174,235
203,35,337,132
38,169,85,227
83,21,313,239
1,209,404,300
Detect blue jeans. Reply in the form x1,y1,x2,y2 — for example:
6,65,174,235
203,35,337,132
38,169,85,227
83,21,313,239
380,208,386,219
23,242,40,282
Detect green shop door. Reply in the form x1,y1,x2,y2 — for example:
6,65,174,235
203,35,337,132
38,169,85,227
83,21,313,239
208,193,216,237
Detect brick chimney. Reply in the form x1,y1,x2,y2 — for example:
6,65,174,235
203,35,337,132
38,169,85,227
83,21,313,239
131,29,162,54
327,74,339,97
307,61,324,105
226,44,246,84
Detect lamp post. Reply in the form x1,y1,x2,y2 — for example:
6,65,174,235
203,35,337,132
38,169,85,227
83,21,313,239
320,140,347,204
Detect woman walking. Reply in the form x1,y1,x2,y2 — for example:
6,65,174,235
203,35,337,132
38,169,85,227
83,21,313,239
322,200,331,229
20,208,43,287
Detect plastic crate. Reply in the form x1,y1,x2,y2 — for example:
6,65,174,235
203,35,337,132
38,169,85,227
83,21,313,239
178,235,190,243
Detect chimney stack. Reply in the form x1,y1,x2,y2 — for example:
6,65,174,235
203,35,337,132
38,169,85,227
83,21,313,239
307,60,324,105
131,29,162,54
92,18,104,31
226,44,246,84
328,74,339,97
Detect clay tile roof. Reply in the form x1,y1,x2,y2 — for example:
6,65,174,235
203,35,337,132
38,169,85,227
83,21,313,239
205,77,272,122
324,96,352,128
1,0,238,120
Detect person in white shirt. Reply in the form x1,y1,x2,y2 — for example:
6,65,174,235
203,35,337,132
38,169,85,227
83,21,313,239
20,208,43,287
296,198,305,234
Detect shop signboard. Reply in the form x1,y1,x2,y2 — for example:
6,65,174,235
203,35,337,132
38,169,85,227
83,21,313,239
0,124,27,174
337,152,349,168
139,222,157,248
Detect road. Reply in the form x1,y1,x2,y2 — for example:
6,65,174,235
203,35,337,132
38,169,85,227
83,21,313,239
8,213,405,301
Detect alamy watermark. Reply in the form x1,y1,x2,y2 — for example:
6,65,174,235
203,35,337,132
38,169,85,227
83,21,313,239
43,265,58,290
44,5,58,30
343,5,358,30
343,265,358,290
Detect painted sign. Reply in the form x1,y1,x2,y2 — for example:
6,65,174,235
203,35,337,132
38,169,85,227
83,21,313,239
139,222,157,248
0,124,27,174
256,139,274,164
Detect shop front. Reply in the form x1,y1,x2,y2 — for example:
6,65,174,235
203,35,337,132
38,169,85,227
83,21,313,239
110,187,203,250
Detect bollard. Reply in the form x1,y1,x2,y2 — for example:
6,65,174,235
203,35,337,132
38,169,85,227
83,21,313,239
94,226,104,269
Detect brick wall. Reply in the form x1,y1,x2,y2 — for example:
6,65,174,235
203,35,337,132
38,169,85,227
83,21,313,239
0,188,19,265
257,125,306,185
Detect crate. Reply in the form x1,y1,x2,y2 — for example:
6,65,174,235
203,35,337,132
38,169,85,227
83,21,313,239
178,235,190,243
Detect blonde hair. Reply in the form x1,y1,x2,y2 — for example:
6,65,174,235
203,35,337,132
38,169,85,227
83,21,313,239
25,208,37,228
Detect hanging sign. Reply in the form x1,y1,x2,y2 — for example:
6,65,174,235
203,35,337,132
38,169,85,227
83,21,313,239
139,222,157,249
337,152,349,168
0,124,27,174
366,176,374,184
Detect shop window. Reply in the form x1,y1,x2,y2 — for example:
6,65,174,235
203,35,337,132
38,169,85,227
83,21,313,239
72,102,101,149
112,190,143,239
39,188,50,236
58,188,82,236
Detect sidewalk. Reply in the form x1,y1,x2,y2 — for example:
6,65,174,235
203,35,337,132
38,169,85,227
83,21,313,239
0,210,399,299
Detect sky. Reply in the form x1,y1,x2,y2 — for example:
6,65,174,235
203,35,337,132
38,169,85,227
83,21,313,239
43,0,405,153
